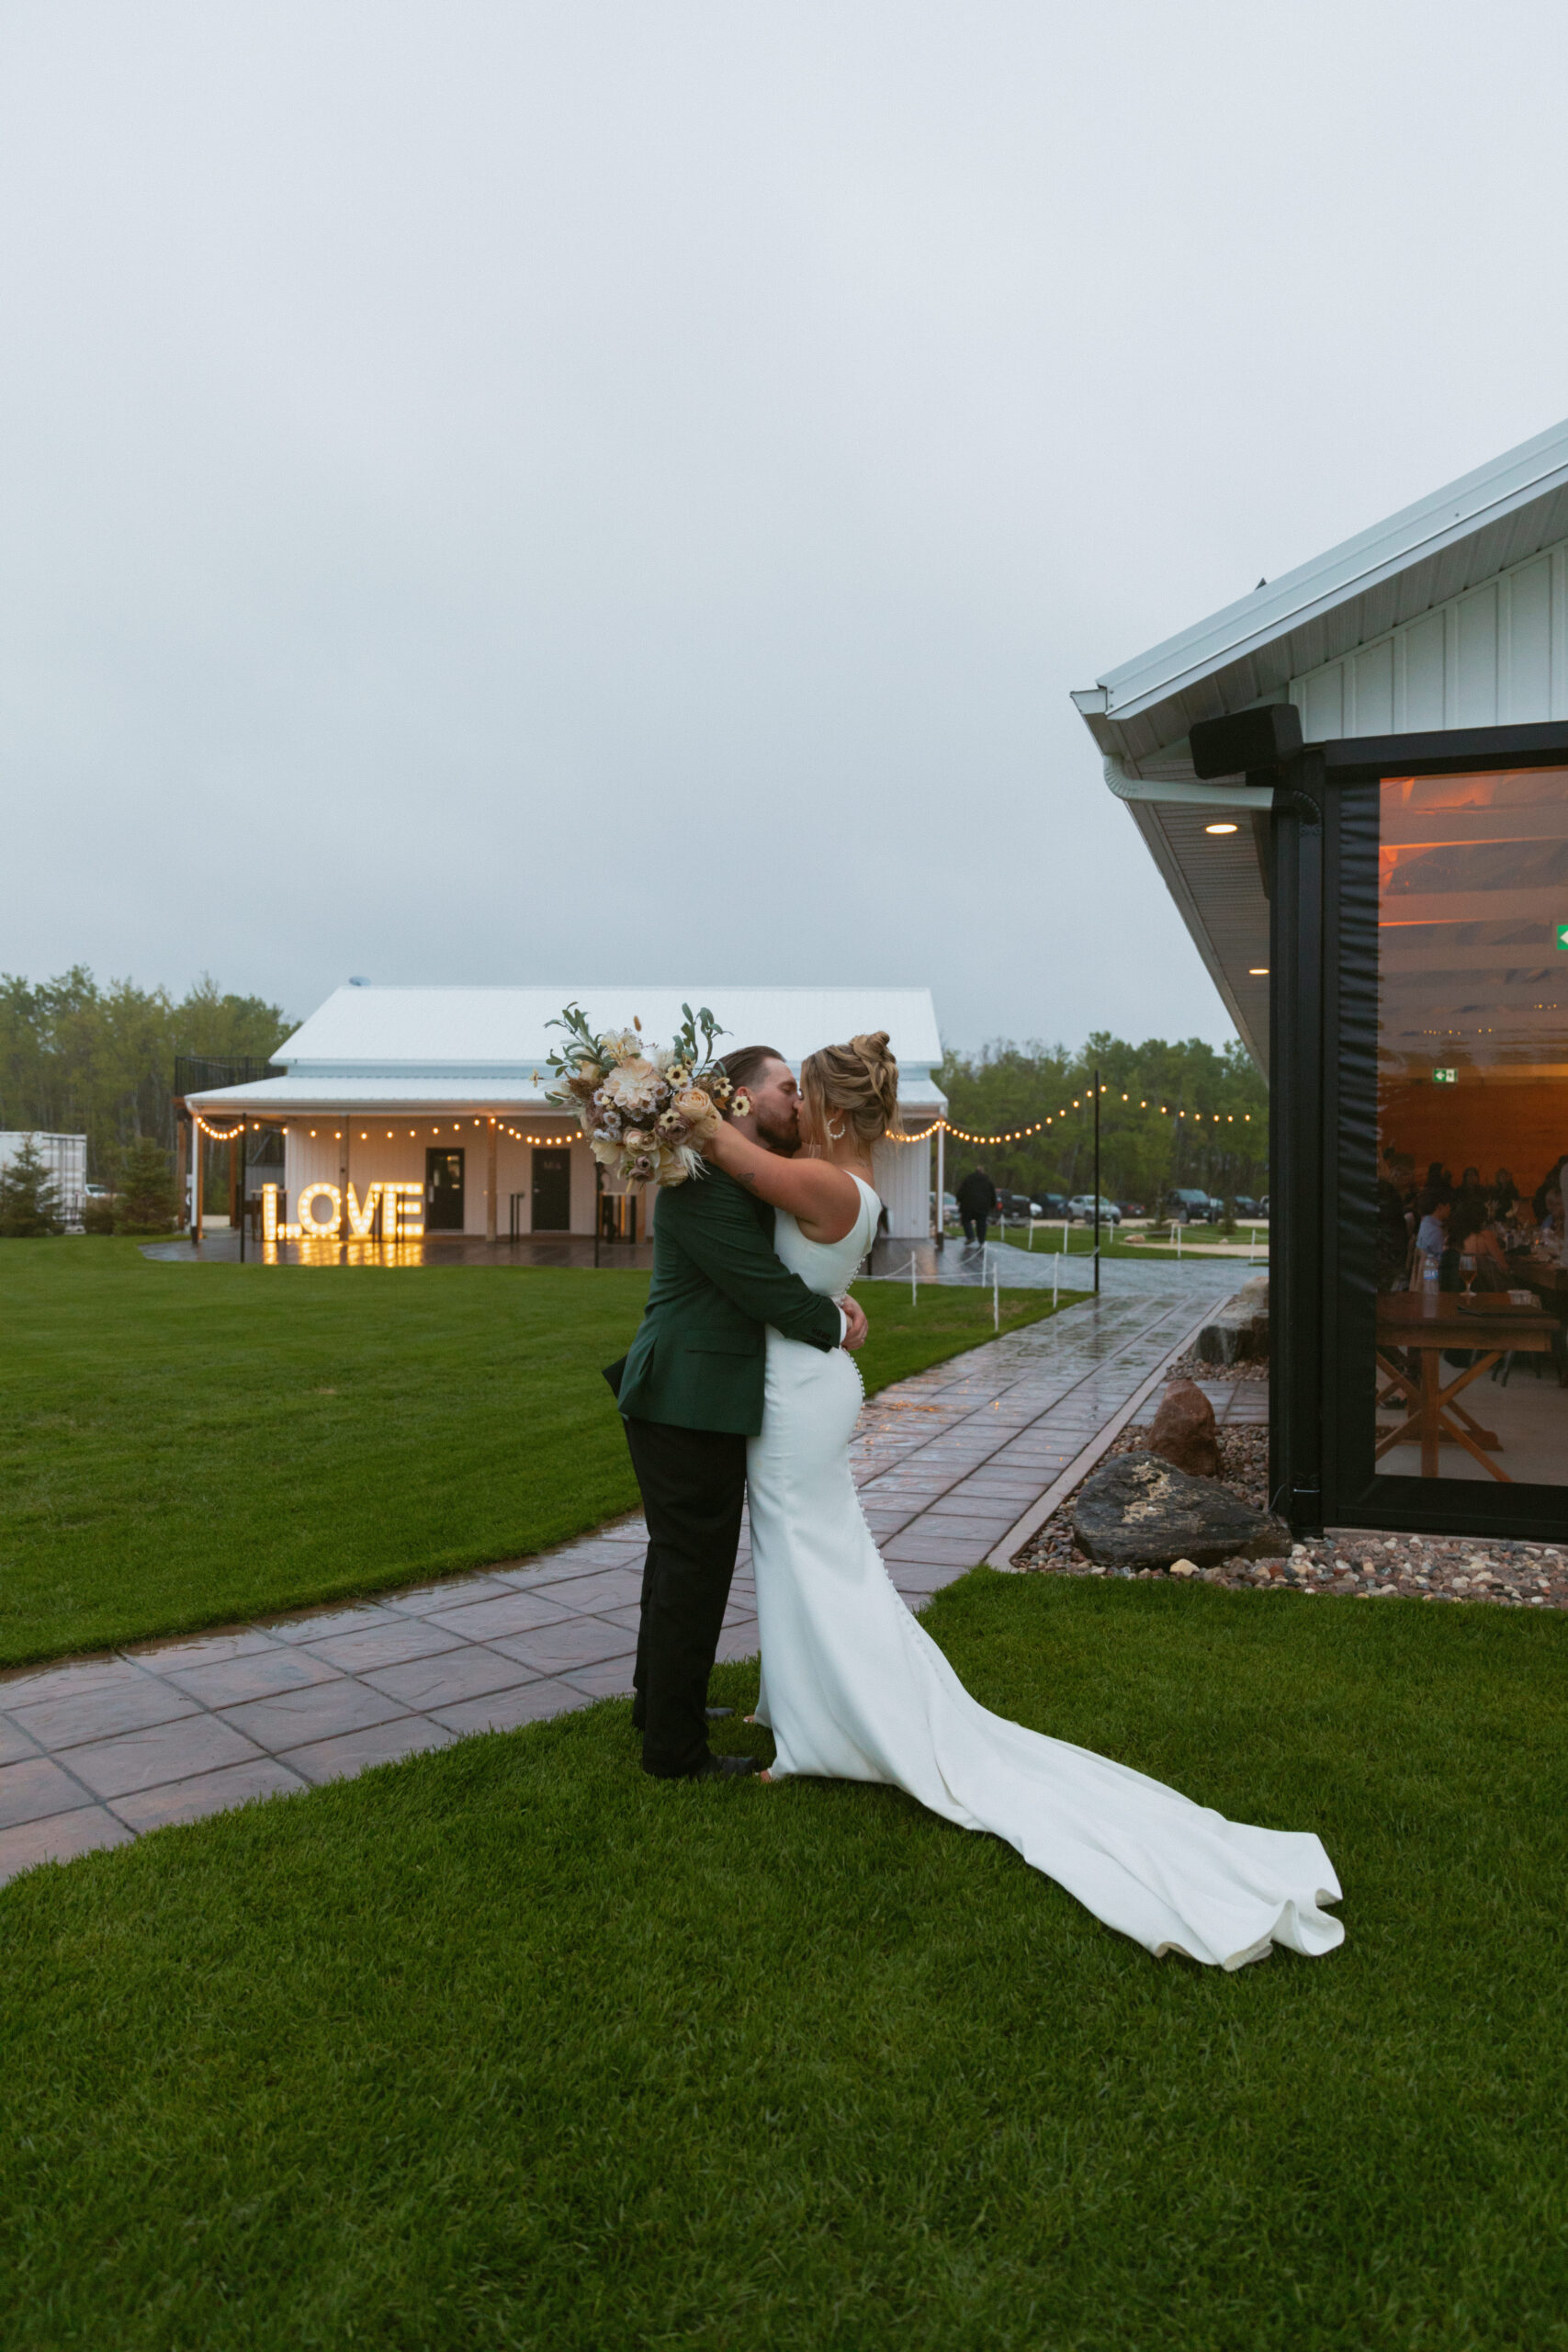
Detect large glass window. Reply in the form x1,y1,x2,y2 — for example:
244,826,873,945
1374,766,1568,1486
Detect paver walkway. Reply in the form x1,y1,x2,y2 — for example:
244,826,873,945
0,1282,1224,1887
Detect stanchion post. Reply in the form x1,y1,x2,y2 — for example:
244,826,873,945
1092,1064,1101,1296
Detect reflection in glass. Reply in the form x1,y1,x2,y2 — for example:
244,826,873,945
1374,767,1568,1485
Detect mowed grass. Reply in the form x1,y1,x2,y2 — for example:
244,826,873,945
994,1226,1269,1261
0,1241,1082,1668
4,1574,1565,2350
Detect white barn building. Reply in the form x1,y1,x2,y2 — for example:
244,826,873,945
185,985,947,1245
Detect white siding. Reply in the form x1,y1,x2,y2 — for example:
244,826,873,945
872,1133,931,1238
1289,540,1568,738
282,1119,591,1233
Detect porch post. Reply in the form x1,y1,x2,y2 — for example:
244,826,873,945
486,1118,498,1243
339,1120,351,1243
1269,748,1326,1534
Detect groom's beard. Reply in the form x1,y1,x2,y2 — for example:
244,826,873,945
755,1113,801,1158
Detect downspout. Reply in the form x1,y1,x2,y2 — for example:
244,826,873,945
1101,754,1272,812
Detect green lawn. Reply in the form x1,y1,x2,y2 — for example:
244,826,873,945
0,1240,1084,1669
994,1225,1268,1261
4,1573,1564,2349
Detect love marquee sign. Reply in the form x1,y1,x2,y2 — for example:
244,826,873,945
261,1180,424,1243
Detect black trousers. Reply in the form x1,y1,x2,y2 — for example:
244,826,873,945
622,1415,748,1779
961,1214,988,1247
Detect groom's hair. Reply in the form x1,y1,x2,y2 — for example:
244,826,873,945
716,1044,787,1101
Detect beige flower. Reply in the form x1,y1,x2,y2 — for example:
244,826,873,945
674,1087,719,1144
603,1059,661,1114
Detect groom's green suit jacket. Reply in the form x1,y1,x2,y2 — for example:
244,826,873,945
608,1166,842,1436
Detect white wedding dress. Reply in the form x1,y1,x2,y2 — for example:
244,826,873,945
746,1177,1344,1970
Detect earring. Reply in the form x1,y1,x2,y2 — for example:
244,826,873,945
827,1116,846,1141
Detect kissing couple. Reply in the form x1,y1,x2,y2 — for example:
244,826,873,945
606,1032,1343,1970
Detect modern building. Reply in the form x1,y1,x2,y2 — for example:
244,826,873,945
1075,413,1568,1545
183,985,947,1249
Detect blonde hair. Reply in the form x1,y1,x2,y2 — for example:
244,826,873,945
800,1032,900,1148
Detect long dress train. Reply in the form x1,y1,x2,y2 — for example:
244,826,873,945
745,1177,1343,1970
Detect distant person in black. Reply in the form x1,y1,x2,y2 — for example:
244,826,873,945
955,1167,997,1249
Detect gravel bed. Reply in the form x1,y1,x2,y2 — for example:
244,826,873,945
1013,1421,1568,1608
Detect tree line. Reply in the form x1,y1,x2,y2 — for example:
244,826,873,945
935,1033,1268,1206
0,967,291,1183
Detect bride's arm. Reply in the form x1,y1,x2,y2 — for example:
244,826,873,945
703,1120,863,1243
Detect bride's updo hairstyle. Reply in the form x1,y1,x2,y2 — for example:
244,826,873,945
800,1032,900,1148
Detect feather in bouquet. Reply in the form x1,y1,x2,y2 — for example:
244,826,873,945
545,1002,751,1186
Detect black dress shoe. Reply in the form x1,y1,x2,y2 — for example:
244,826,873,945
689,1754,759,1781
705,1705,734,1720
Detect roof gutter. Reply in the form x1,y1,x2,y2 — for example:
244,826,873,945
1101,755,1272,811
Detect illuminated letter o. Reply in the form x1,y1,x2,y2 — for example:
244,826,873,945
297,1182,342,1234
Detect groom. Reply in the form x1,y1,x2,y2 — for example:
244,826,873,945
605,1046,867,1781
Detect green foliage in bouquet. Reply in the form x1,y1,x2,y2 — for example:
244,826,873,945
545,1003,749,1188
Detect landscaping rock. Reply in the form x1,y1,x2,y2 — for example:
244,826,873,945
1196,1274,1270,1365
1146,1378,1220,1477
1072,1450,1288,1570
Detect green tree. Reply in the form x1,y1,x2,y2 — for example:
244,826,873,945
936,1034,1269,1208
0,1136,63,1236
0,968,289,1186
113,1137,178,1236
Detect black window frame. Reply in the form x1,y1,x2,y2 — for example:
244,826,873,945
1271,720,1568,1544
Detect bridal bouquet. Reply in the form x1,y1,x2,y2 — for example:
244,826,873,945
546,1001,750,1187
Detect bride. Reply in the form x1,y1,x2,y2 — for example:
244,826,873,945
700,1031,1344,1971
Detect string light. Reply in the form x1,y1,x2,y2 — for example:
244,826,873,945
889,1100,1261,1146
190,1113,246,1141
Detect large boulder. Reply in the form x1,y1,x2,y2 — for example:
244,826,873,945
1146,1378,1220,1477
1196,1273,1270,1365
1072,1450,1287,1570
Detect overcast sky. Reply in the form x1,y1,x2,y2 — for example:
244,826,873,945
5,2,1568,1056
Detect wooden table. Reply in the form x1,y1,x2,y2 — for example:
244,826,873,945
1375,1294,1558,1481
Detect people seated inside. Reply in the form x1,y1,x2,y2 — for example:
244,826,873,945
1415,1190,1450,1264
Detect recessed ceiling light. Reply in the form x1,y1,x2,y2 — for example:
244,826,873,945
1248,967,1269,976
1205,821,1239,835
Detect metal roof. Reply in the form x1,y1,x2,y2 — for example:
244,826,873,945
1074,413,1568,765
1070,415,1568,1073
186,984,947,1114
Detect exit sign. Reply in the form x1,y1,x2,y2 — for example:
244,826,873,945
1557,923,1568,950
1433,1067,1457,1084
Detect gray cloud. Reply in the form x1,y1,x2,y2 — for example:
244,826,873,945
4,0,1567,1050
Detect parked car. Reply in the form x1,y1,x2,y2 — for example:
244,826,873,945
1165,1188,1218,1223
1117,1201,1146,1218
1037,1192,1068,1218
938,1192,959,1225
1066,1193,1121,1225
996,1190,1039,1219
1231,1194,1260,1218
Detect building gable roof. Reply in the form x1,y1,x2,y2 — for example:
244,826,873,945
186,985,945,1114
1071,415,1568,1073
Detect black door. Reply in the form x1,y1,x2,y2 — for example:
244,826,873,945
532,1147,572,1232
425,1148,465,1231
